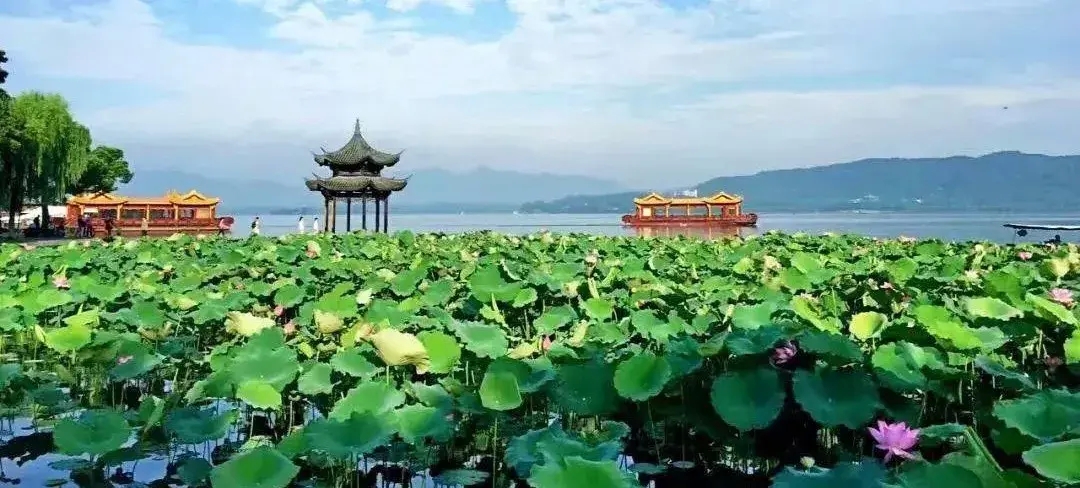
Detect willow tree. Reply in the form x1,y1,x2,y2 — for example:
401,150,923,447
10,92,91,227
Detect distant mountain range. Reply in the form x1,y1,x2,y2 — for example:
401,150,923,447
119,167,625,214
520,152,1080,214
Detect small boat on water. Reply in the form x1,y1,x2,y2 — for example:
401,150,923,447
66,190,233,237
621,191,758,227
1004,223,1080,244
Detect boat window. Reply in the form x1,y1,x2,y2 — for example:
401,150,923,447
99,209,117,219
121,209,145,220
688,205,708,216
178,208,196,219
150,208,174,220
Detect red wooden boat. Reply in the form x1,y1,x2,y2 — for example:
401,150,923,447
621,191,758,227
66,190,232,237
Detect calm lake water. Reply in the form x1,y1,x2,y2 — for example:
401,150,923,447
229,211,1080,243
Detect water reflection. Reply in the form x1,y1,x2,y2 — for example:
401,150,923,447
629,225,753,240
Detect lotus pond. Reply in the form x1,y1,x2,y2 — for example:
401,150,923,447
0,231,1078,488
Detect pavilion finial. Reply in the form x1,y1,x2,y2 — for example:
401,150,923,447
354,118,362,134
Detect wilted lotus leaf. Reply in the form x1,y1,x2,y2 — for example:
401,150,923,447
370,328,430,373
314,310,344,334
305,240,321,258
508,341,538,359
225,311,275,337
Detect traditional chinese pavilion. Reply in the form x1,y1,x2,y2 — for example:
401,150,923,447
305,120,408,233
621,191,758,227
66,190,227,236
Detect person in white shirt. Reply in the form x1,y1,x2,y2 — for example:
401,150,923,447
297,216,305,233
312,217,320,233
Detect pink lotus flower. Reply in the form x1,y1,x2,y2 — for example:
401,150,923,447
541,336,552,351
1018,251,1033,260
52,275,70,289
273,305,285,317
1049,288,1074,307
868,420,920,462
771,341,797,365
283,320,296,335
117,355,133,365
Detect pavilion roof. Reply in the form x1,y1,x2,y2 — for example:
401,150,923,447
314,120,402,170
304,175,408,193
68,190,220,206
632,191,743,205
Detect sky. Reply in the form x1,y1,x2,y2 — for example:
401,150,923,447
2,0,1080,189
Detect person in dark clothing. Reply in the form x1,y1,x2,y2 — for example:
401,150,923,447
104,218,114,238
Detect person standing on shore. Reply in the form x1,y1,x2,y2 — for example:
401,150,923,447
313,217,320,233
141,216,149,237
297,216,305,233
251,216,261,236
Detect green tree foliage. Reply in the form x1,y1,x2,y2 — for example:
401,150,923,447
69,146,134,195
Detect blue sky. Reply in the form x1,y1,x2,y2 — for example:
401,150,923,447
2,0,1080,188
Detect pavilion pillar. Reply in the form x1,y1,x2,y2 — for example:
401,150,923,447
330,198,337,233
323,196,330,232
346,198,352,232
361,198,368,230
383,197,389,233
374,199,381,232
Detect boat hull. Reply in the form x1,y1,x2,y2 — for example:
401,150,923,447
621,213,758,227
78,218,231,237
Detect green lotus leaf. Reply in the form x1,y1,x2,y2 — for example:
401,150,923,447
613,352,671,401
725,326,785,356
527,456,632,488
328,382,406,420
1066,331,1080,365
533,306,576,334
62,308,99,328
886,257,918,283
451,321,508,358
551,360,618,415
849,311,888,341
792,369,880,428
305,413,395,458
53,409,131,456
583,298,614,321
914,305,1006,351
43,323,92,353
395,404,450,443
1024,294,1079,327
898,462,983,488
329,347,379,377
176,457,212,486
731,303,775,330
710,367,785,431
209,446,299,488
297,362,334,395
964,297,1023,321
974,356,1035,390
772,461,886,488
480,369,523,411
433,470,489,486
992,389,1080,442
797,330,863,362
1022,438,1080,484
35,288,73,311
166,406,238,444
229,339,299,391
417,330,462,374
941,453,1014,488
629,310,680,342
273,284,304,308
236,380,282,410
109,340,163,381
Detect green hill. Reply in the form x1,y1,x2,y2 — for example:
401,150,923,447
519,151,1080,214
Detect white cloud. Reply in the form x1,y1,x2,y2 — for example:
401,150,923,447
1,0,1078,188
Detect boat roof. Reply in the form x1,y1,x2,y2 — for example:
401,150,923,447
1004,223,1080,231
